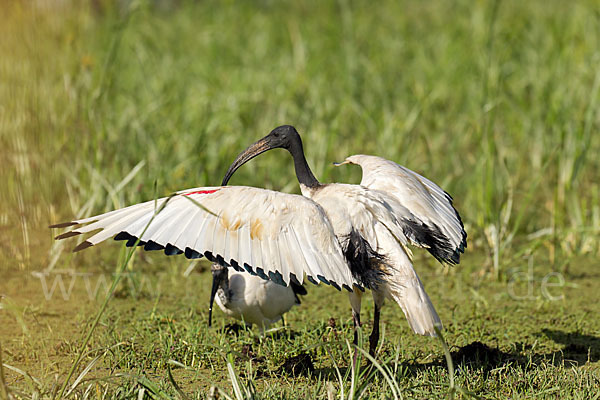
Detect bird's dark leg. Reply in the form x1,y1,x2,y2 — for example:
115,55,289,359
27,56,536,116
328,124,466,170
352,310,361,345
349,290,363,364
370,290,385,358
369,304,381,357
351,310,361,365
349,290,363,344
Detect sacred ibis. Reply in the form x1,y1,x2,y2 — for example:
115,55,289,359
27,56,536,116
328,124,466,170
51,125,466,356
209,163,308,330
209,262,307,330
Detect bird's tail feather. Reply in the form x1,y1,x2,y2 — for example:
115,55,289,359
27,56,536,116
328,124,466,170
386,275,442,336
374,222,442,336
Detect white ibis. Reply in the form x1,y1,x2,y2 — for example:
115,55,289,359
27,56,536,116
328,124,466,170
209,159,308,331
209,263,307,330
51,125,466,356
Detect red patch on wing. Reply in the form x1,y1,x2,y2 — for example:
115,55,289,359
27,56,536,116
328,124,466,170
183,189,220,196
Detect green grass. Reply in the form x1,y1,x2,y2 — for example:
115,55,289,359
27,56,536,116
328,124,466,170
1,0,599,398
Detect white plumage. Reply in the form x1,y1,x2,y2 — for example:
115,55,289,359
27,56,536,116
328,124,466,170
52,125,466,356
55,187,355,288
345,154,466,260
211,265,303,331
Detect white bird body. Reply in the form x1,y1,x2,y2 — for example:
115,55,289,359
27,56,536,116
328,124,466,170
52,126,466,355
300,181,446,336
214,270,300,329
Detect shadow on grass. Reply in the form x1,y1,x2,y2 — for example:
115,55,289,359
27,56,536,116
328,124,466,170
311,329,600,382
540,329,600,364
218,323,301,341
227,325,600,383
447,330,599,376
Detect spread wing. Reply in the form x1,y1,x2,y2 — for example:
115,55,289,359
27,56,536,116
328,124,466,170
50,186,356,290
342,155,467,264
308,183,444,336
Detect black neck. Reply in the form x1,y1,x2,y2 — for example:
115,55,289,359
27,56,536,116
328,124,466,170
289,139,320,188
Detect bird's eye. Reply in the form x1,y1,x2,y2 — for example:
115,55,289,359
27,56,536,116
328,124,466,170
273,132,279,137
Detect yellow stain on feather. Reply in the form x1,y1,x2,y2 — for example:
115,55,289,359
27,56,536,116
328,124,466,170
220,213,243,231
220,214,230,230
250,219,264,240
230,219,242,231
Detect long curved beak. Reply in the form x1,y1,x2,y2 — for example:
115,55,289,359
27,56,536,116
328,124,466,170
333,160,350,167
208,274,220,327
222,137,272,185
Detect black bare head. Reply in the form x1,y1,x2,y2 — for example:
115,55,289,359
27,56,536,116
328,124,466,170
208,263,229,327
263,125,301,150
222,125,319,188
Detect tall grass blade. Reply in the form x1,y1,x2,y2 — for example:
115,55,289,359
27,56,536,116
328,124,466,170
55,194,176,399
1,364,42,391
166,364,189,400
352,344,401,400
434,327,483,400
64,355,102,397
224,353,255,400
0,343,11,400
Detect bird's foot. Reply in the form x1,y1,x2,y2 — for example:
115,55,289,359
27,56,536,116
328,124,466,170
368,335,378,358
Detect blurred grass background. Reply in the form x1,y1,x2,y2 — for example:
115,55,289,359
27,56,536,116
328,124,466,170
1,0,598,275
1,0,600,397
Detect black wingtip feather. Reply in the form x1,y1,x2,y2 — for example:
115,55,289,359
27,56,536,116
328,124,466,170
230,260,244,272
244,263,258,276
73,241,93,252
290,278,307,304
402,219,466,265
164,244,183,255
114,231,133,241
55,231,81,240
289,274,308,295
215,255,229,267
125,236,145,247
268,271,286,287
255,267,268,280
184,248,203,259
144,241,164,251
